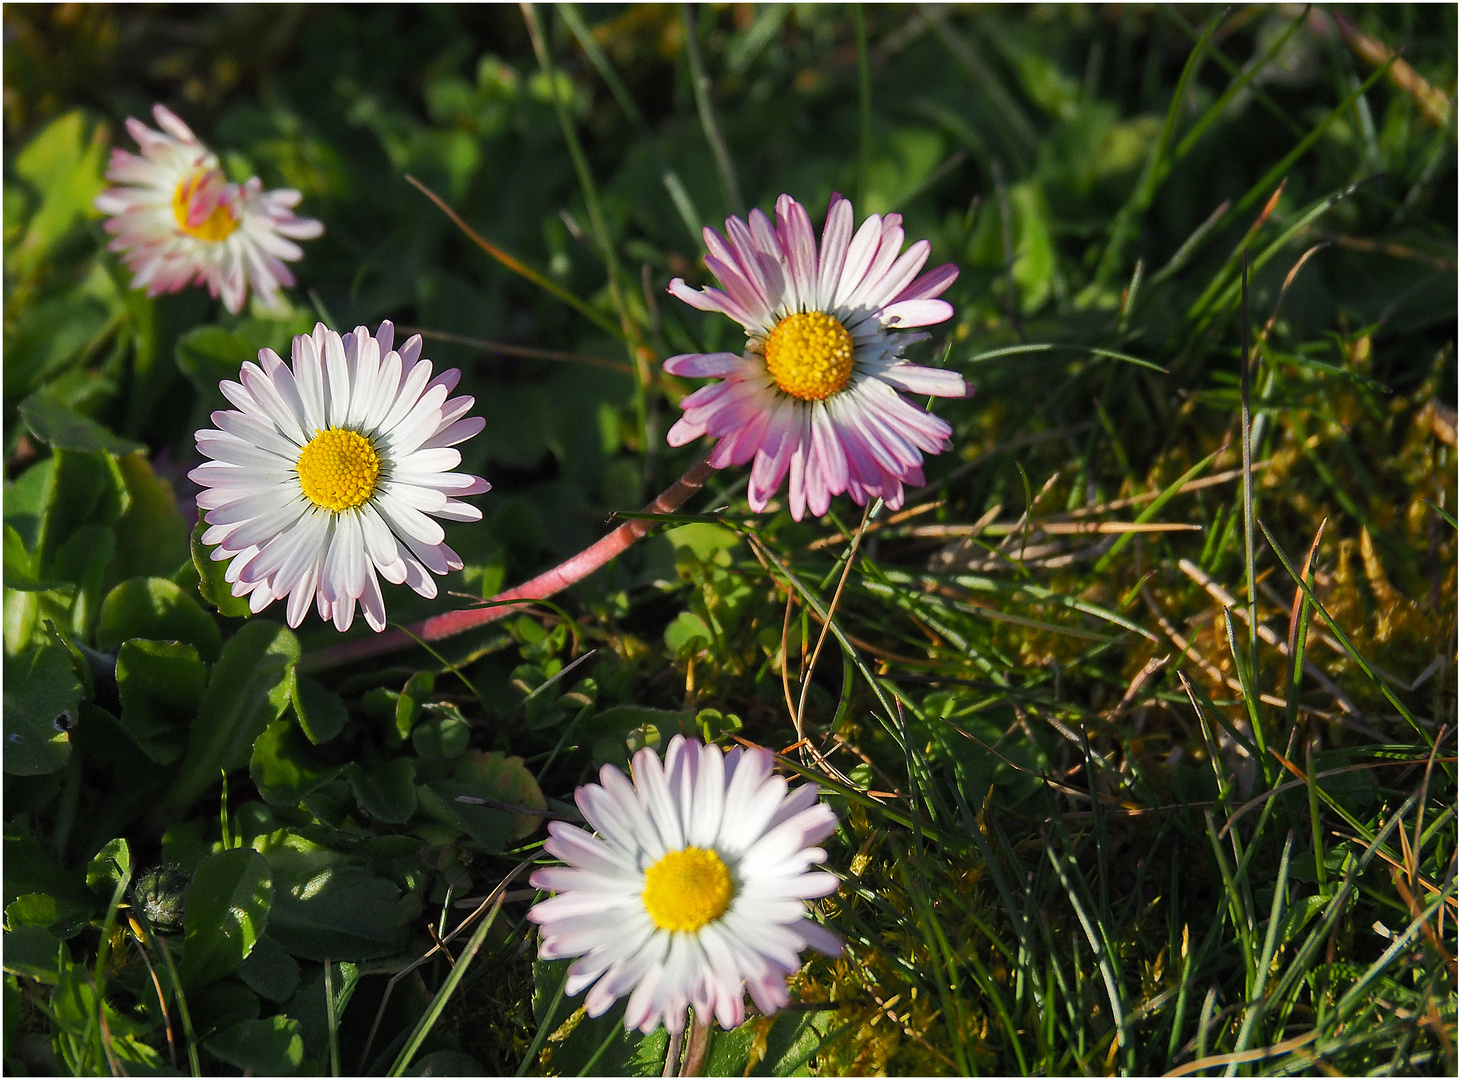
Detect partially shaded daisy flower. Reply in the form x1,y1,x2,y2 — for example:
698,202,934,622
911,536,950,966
189,321,489,632
665,193,966,520
94,104,322,314
527,735,841,1034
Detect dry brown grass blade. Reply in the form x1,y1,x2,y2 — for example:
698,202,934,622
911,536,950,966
1331,10,1453,126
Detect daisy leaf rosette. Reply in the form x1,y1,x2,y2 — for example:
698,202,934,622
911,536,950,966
94,104,322,314
189,321,490,632
665,192,967,520
527,735,842,1035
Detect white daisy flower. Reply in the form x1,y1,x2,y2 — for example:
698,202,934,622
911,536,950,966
665,192,967,520
94,103,323,314
527,736,842,1034
188,321,490,632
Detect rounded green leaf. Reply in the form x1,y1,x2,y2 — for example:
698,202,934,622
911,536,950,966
97,577,221,661
345,758,418,824
251,720,341,807
116,639,206,765
237,934,300,1004
181,847,273,990
3,643,81,775
190,519,253,618
290,674,347,745
205,1016,304,1076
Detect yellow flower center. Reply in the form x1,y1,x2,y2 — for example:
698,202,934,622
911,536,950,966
295,428,381,513
641,847,733,932
172,171,238,242
763,311,855,401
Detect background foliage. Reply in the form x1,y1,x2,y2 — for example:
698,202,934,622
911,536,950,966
4,3,1456,1076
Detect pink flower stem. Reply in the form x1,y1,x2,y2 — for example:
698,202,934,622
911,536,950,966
300,453,718,674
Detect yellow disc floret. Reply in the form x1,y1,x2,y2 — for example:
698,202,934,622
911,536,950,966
641,847,734,932
763,311,855,401
296,428,381,513
172,172,238,242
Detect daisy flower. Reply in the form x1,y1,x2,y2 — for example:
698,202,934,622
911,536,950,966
189,321,490,632
665,193,967,520
527,735,841,1034
94,104,322,314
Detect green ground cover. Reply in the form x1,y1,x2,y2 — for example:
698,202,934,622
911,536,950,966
3,4,1456,1075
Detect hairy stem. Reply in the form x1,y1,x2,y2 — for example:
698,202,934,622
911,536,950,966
301,455,717,673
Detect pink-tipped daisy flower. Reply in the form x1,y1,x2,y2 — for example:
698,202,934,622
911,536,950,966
94,104,323,314
527,735,842,1034
664,193,966,520
189,321,490,632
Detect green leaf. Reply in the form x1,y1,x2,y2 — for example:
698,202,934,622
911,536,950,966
251,719,341,807
4,523,43,590
36,450,129,580
409,1050,482,1076
2,924,68,984
345,758,418,824
290,673,347,745
52,524,114,639
159,619,300,820
115,639,207,765
419,750,546,849
411,709,471,759
4,893,94,938
97,576,222,661
268,865,407,962
190,519,254,618
237,934,301,1004
111,453,191,584
182,847,274,989
395,671,435,742
206,1016,305,1076
283,960,360,1063
3,827,84,906
85,837,132,899
3,642,81,775
9,110,106,273
18,391,145,457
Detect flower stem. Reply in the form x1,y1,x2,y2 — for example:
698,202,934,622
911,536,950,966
300,454,717,673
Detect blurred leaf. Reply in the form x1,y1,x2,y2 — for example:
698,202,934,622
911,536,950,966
160,620,300,819
2,642,81,775
7,110,106,274
116,638,206,765
411,708,471,759
206,1015,305,1076
182,846,274,989
97,576,222,660
237,933,301,1004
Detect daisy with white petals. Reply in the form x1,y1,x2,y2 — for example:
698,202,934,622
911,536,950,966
189,321,489,632
527,736,842,1034
665,193,967,520
95,104,322,314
